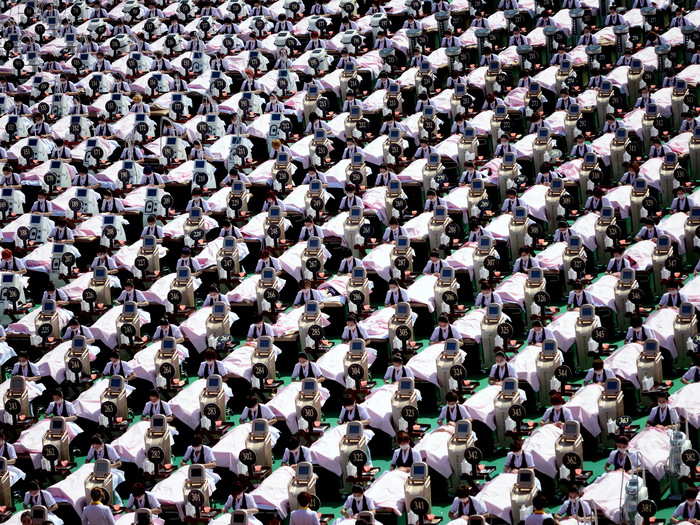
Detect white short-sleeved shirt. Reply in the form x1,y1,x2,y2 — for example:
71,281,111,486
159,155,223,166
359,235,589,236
24,490,56,508
183,445,215,464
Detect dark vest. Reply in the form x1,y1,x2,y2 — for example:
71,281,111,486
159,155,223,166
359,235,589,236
351,496,368,515
458,498,477,517
614,451,632,470
650,407,672,426
564,501,585,517
683,503,699,520
149,401,165,416
109,361,125,376
340,407,361,423
289,448,306,465
508,453,529,469
202,362,221,378
438,326,454,342
51,402,69,416
445,405,465,422
395,449,415,468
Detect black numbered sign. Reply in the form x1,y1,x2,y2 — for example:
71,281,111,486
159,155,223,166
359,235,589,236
563,452,582,469
401,405,418,422
637,500,657,519
68,357,83,373
239,448,257,466
450,364,466,380
308,325,323,341
252,363,269,379
167,289,182,305
508,403,525,421
554,365,572,382
348,363,364,380
349,449,367,467
410,497,430,516
159,363,175,379
203,403,220,420
301,405,318,421
101,401,117,417
42,444,59,462
570,257,586,273
396,324,411,340
263,288,279,303
147,446,165,464
442,290,458,305
464,446,482,463
534,291,550,306
83,289,97,303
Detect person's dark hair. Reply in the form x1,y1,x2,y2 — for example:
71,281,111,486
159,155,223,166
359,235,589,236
455,485,469,499
27,481,40,492
533,494,547,510
231,481,244,496
297,492,311,507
